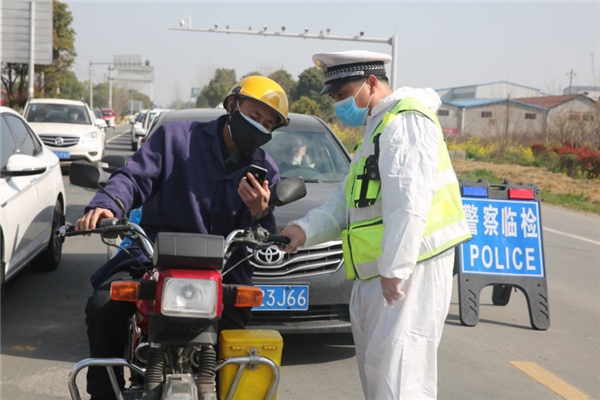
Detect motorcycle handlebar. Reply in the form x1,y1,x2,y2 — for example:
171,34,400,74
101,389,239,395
267,234,290,246
60,223,133,237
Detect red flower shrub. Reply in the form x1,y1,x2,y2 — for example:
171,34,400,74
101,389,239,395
537,143,600,178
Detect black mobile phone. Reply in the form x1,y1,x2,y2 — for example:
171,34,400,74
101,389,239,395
248,164,268,188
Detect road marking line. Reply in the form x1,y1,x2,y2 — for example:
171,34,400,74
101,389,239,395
510,361,589,400
542,227,600,246
106,129,129,144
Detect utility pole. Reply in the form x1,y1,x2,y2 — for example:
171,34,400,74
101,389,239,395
170,21,399,90
567,69,576,94
27,2,35,101
108,65,113,109
89,62,94,108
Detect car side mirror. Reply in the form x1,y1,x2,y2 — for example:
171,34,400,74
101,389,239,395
129,119,136,124
69,161,110,189
99,154,130,174
269,176,307,207
0,154,46,177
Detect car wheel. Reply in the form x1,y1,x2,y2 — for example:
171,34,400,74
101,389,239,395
32,200,64,271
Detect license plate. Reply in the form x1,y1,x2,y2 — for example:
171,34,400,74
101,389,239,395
253,285,309,311
53,151,70,159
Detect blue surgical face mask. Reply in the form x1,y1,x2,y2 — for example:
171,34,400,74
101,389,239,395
334,81,374,127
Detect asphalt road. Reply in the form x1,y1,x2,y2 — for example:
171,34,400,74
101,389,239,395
1,123,598,399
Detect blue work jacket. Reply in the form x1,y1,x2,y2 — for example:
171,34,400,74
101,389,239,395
86,115,279,294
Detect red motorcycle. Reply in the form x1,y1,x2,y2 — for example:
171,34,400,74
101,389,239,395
63,161,306,400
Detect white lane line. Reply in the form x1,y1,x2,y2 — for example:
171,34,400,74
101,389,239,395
106,129,129,144
543,227,600,246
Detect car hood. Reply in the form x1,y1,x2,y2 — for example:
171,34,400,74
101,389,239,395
273,181,339,231
28,122,96,136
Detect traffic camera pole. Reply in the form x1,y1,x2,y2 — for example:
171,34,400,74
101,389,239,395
170,21,399,90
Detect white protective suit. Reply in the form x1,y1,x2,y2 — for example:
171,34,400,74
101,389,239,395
289,87,455,399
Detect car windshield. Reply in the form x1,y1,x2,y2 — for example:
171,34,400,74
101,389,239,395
93,109,103,119
101,110,113,116
25,104,92,125
264,128,349,182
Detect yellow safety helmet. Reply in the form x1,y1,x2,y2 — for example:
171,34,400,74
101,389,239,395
223,76,290,129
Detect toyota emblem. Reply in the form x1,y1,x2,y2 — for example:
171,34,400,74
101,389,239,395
54,137,64,146
253,245,285,266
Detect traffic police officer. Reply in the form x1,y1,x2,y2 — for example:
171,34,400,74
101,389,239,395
280,51,471,399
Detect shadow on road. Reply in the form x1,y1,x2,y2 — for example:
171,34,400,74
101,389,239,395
280,333,356,366
1,252,104,363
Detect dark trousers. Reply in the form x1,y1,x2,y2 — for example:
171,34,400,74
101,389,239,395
85,271,248,397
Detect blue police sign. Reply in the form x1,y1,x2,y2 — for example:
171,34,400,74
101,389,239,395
460,198,545,278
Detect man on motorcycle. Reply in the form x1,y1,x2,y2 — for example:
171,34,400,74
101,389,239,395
75,76,289,400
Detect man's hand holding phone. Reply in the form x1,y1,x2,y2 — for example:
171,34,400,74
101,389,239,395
239,165,270,217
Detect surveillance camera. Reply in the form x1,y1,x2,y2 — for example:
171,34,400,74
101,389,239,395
180,19,184,27
327,28,330,34
281,26,286,32
249,26,252,30
360,31,364,36
264,25,267,31
226,25,229,29
304,28,309,33
215,23,219,29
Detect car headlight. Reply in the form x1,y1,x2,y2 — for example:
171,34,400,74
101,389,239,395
161,278,217,318
82,132,98,143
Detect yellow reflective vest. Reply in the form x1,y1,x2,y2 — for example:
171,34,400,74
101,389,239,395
341,97,472,280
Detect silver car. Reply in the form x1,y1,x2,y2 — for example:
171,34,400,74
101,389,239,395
146,108,353,333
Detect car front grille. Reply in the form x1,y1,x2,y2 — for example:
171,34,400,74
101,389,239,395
249,304,350,325
250,240,343,278
39,134,80,148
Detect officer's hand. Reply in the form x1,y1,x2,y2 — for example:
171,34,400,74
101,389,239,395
239,173,270,217
381,276,405,307
278,225,306,253
75,208,115,237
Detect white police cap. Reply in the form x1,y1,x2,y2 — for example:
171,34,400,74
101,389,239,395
312,50,392,95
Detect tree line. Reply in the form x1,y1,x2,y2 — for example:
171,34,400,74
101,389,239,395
194,67,335,122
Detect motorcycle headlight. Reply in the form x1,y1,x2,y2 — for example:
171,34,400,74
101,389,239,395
161,278,217,318
82,132,98,143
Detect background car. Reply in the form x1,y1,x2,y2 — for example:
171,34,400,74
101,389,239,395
92,108,108,131
100,108,116,128
23,99,106,169
145,108,354,333
0,106,66,295
130,108,170,151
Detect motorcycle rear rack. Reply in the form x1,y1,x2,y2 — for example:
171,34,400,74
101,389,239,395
67,354,280,400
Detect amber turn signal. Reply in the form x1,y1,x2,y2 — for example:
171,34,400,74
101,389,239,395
235,286,264,307
111,281,140,302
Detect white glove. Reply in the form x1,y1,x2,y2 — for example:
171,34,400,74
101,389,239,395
381,276,405,307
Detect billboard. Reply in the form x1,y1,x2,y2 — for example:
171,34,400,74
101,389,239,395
1,0,53,65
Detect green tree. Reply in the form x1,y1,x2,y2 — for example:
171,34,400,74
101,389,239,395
268,69,297,100
294,67,334,119
290,96,320,117
59,70,86,100
37,1,77,97
242,71,262,79
196,68,237,108
1,0,77,108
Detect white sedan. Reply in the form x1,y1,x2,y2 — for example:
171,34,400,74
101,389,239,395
23,98,106,166
0,106,66,295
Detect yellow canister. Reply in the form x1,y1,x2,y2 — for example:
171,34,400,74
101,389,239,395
218,329,283,400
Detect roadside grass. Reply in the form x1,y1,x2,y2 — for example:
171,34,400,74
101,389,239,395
456,167,600,215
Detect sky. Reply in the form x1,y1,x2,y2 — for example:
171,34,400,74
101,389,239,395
66,1,600,107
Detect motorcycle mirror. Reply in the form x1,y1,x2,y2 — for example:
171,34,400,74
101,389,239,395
69,161,110,189
100,154,130,174
268,176,307,207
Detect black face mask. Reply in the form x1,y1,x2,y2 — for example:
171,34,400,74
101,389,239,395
227,111,272,153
